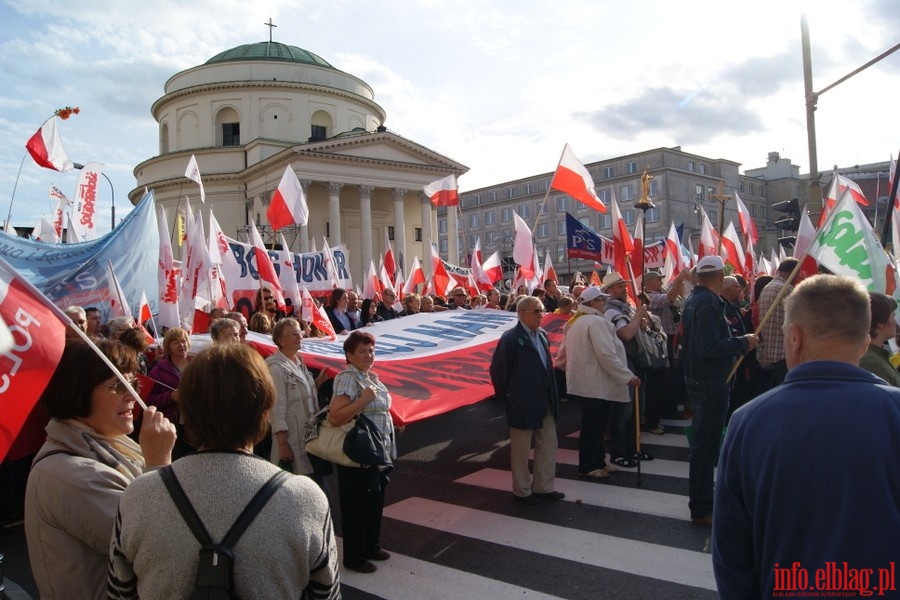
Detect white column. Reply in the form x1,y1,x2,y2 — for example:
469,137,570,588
447,204,460,266
359,185,374,275
420,192,433,280
392,187,407,273
327,181,343,246
298,179,311,253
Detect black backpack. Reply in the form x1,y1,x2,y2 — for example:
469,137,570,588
159,466,290,600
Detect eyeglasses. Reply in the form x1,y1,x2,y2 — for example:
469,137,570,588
531,309,546,315
263,296,274,301
105,376,137,395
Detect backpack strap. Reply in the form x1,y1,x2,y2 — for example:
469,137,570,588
160,465,291,549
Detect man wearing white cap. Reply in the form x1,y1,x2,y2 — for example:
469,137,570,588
561,286,640,478
602,270,652,468
681,255,757,526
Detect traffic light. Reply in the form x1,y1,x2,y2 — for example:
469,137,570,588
772,198,801,232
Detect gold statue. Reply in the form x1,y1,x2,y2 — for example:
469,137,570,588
640,167,654,201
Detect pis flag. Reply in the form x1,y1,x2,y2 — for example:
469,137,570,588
0,257,67,462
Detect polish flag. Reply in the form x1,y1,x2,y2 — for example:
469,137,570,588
543,251,558,284
136,290,156,343
378,260,393,293
25,117,74,172
794,205,816,257
818,173,870,226
697,206,719,259
249,220,286,311
630,212,645,290
429,243,455,297
278,233,302,316
609,192,634,280
424,175,459,207
184,155,206,203
549,144,606,213
472,237,484,266
663,222,683,285
733,192,759,245
362,260,384,301
156,207,180,330
107,260,132,318
321,238,340,289
267,166,308,231
480,251,503,287
720,222,745,273
403,256,426,295
208,210,240,308
512,212,535,280
383,229,396,285
301,286,336,339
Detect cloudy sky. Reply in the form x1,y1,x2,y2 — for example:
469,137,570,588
1,0,897,233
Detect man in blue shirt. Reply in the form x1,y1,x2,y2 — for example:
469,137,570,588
680,256,757,525
713,274,900,599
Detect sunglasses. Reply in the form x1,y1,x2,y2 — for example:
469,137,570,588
105,376,138,395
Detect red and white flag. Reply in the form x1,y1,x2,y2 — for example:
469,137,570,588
609,192,634,279
49,185,69,240
663,222,683,285
403,256,426,295
0,257,67,461
71,162,102,242
267,166,308,230
543,251,558,284
156,206,180,330
630,212,645,290
429,243,456,297
480,251,503,287
137,290,152,325
250,220,287,311
208,210,241,306
362,260,384,301
107,260,132,318
733,192,759,245
184,155,206,203
383,228,396,286
278,233,302,315
512,212,535,280
550,144,606,213
794,205,816,257
25,116,74,172
321,238,340,289
697,206,719,259
819,173,869,226
424,175,459,207
720,222,745,273
301,286,336,340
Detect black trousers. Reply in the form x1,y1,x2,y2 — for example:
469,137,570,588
336,464,388,566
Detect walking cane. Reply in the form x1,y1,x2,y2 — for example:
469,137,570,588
634,381,642,487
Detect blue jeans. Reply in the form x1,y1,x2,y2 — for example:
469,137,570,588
685,378,730,518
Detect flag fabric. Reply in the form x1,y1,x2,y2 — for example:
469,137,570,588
71,162,102,242
549,144,606,213
697,206,719,259
630,212,645,290
609,192,634,279
249,220,287,311
794,205,816,257
25,116,74,172
819,173,870,226
543,251,558,284
423,175,459,207
808,188,897,295
403,256,426,295
362,260,384,301
472,237,484,266
209,210,241,306
480,251,503,288
156,207,180,330
49,185,69,240
891,155,900,256
137,290,152,325
178,199,204,328
267,166,308,230
33,217,60,243
301,286,336,340
321,238,340,289
720,222,745,273
512,212,535,279
733,192,759,245
278,233,302,316
383,229,396,286
663,222,683,285
429,243,455,297
184,155,206,203
107,260,132,318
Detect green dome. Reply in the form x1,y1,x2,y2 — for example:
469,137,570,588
205,42,334,69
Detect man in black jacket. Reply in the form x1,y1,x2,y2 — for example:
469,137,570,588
490,296,563,505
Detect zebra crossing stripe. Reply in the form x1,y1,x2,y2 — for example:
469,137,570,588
456,468,692,521
383,497,717,591
336,537,567,600
565,430,690,448
548,449,690,479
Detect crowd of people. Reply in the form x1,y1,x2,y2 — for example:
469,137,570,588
9,262,900,598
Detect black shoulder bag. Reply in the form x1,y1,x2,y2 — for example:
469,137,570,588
159,466,290,600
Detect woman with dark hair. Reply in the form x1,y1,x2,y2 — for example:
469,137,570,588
25,340,176,600
859,292,900,386
324,287,356,334
360,298,383,326
328,330,396,573
109,343,339,599
118,327,150,374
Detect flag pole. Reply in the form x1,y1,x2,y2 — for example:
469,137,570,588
4,152,29,233
880,156,900,249
0,255,147,409
633,382,642,487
